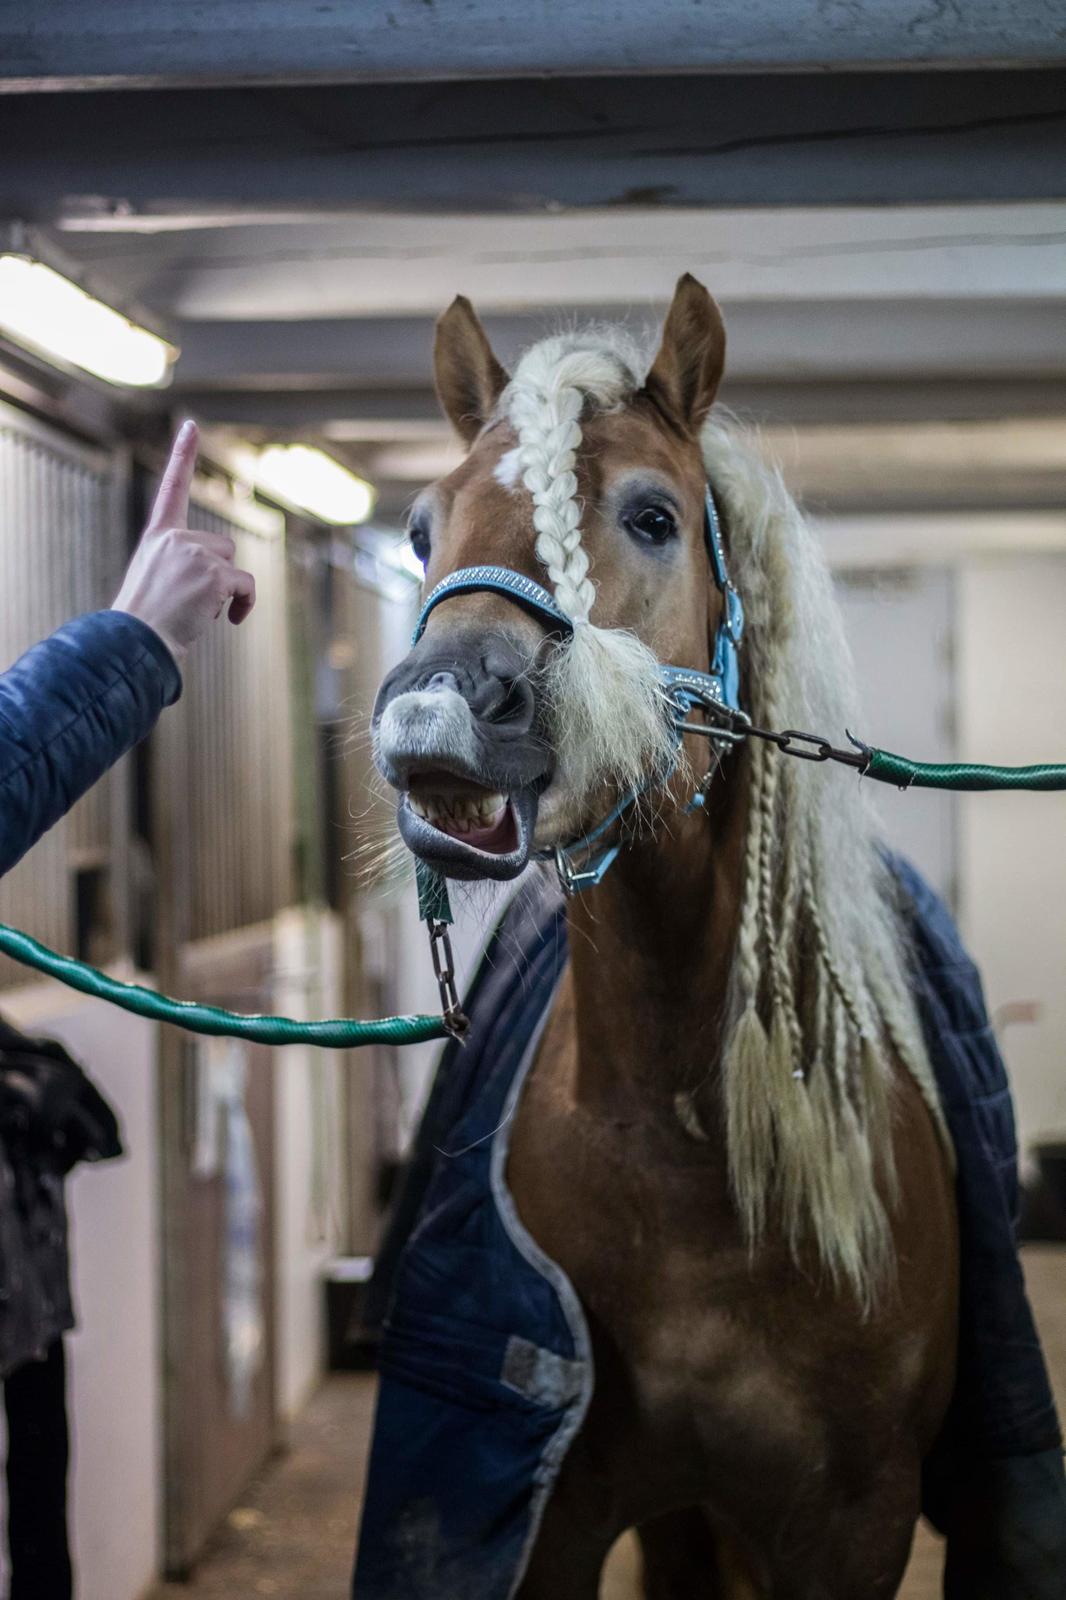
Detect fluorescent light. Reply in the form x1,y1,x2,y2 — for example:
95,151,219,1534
0,254,175,387
256,444,376,525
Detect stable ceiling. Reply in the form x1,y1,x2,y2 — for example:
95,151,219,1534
1,2,1064,521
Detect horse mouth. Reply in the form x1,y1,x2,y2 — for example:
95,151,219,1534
397,771,539,881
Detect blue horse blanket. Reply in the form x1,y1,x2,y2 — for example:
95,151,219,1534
353,855,1060,1598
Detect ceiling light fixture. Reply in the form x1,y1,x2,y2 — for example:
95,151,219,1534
0,254,176,387
256,444,376,526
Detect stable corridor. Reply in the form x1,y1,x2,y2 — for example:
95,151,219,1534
152,1249,1066,1600
152,1377,375,1600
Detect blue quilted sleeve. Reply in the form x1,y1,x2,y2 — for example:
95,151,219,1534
0,611,182,878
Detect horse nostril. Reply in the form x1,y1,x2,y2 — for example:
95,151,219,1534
485,676,536,732
421,670,461,695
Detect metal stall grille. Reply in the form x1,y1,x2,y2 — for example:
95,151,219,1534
0,402,125,983
174,490,295,944
154,487,294,1574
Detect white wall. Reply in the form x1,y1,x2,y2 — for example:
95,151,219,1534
272,908,346,1421
837,567,958,904
0,979,160,1600
834,541,1066,1165
956,554,1066,1163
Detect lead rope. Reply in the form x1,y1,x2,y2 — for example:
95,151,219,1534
680,705,1066,793
0,862,469,1051
0,720,1059,1050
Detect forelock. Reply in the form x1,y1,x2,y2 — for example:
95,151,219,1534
502,327,646,418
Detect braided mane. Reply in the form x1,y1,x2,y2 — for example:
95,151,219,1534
500,333,677,814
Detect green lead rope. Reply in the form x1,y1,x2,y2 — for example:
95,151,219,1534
864,747,1066,793
0,751,1061,1052
0,865,462,1050
0,923,449,1049
734,716,1066,794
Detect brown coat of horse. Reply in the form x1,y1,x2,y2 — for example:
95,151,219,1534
374,277,959,1598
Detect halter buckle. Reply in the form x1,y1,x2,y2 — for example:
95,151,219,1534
553,841,622,897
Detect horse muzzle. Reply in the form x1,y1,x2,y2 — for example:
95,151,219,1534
372,632,552,881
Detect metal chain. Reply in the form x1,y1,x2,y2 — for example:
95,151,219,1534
675,699,870,775
744,722,869,771
427,919,470,1039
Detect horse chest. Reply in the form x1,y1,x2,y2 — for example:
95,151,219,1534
510,1022,769,1366
507,1057,831,1509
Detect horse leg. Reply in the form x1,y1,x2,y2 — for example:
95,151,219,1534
765,1463,920,1600
637,1508,757,1598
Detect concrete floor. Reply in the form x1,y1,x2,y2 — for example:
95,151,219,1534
156,1247,1065,1599
153,1376,375,1600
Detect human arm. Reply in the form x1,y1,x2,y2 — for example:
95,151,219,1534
0,611,180,877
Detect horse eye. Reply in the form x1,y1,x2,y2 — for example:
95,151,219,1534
408,517,431,566
626,505,677,546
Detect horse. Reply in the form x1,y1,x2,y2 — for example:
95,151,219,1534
371,274,959,1598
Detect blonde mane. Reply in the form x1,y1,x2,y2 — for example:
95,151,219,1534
501,329,949,1304
703,420,949,1302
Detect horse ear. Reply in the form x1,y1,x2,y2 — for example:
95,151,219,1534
434,296,510,446
642,274,726,435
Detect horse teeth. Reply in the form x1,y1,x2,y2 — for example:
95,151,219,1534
408,789,507,829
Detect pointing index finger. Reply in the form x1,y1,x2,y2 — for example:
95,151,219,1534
149,419,199,530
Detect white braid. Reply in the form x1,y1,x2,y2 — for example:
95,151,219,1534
501,334,678,813
703,415,950,1303
507,338,630,620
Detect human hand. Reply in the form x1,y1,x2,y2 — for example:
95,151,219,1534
112,420,256,661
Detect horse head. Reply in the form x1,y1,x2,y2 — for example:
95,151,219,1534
372,274,729,882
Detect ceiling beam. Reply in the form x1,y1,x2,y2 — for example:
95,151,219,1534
45,203,1066,319
165,301,1066,392
3,2,1063,92
172,378,1066,434
3,71,1065,218
817,511,1066,567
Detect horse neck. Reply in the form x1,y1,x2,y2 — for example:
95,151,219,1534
564,756,749,1119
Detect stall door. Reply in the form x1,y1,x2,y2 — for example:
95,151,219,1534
158,938,278,1577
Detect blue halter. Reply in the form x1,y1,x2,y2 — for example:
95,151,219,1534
411,486,745,894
